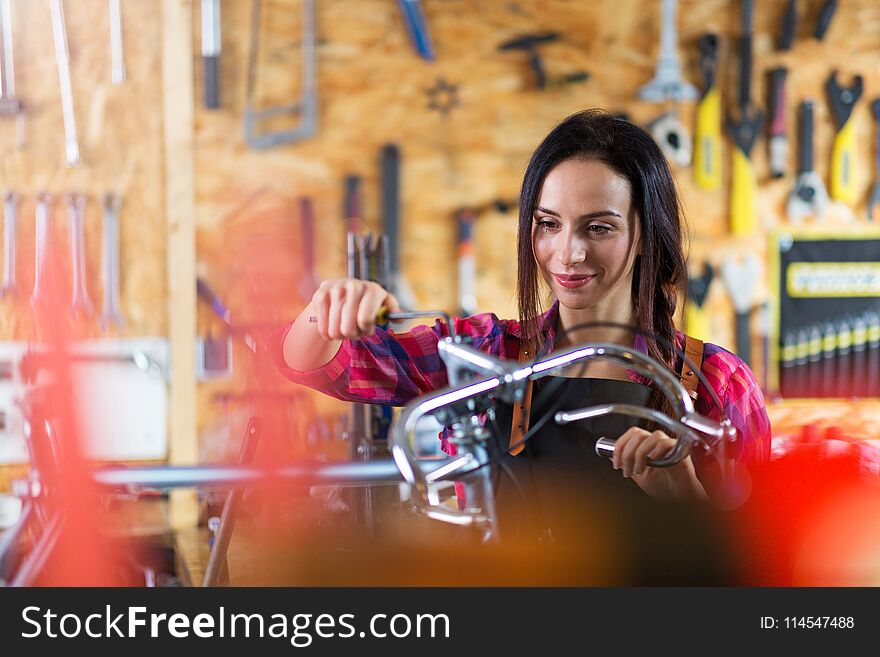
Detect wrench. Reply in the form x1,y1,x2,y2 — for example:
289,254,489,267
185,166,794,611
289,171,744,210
50,0,80,166
66,193,93,317
787,100,828,222
31,193,54,308
108,0,125,84
2,190,18,297
100,193,124,331
639,0,698,167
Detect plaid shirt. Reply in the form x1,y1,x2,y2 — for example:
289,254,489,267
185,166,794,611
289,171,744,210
279,301,771,465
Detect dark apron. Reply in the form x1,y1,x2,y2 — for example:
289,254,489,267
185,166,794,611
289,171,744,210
489,376,653,542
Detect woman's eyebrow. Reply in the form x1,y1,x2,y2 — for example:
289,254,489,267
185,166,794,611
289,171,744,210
534,206,623,220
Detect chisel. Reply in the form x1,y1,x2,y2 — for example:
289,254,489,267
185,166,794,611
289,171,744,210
685,262,713,341
694,34,721,190
867,98,880,222
727,0,763,237
767,67,788,179
826,71,863,207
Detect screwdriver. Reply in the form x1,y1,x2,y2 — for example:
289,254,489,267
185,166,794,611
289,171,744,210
308,309,455,337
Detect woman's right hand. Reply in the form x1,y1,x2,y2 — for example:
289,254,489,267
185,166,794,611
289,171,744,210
310,278,401,341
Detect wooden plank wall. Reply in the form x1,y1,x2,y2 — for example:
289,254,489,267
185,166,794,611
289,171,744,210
1,0,880,494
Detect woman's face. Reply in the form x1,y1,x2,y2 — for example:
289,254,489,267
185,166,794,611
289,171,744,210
532,158,641,317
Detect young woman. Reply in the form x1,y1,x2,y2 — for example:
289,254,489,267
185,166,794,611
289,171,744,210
279,110,770,522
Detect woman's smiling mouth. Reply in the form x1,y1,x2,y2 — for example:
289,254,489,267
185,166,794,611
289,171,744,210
552,273,596,289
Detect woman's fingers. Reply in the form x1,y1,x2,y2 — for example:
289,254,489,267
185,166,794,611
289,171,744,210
632,431,673,476
612,426,646,477
326,284,346,340
339,281,366,338
312,282,331,340
357,284,386,334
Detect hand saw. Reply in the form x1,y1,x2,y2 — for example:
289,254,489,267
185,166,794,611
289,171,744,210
826,71,863,207
694,34,721,190
727,0,763,237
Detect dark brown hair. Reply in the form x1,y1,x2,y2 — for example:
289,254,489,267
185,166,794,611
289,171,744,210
517,109,687,371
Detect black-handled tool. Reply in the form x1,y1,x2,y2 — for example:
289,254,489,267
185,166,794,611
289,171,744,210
868,98,880,221
768,67,788,179
778,0,796,50
826,71,863,206
814,0,837,40
498,32,588,91
786,99,828,221
201,0,221,109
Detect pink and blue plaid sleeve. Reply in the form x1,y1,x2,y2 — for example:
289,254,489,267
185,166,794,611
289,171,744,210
277,313,512,406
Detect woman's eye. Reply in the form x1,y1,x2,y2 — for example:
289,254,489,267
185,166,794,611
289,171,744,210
535,219,558,231
587,224,612,235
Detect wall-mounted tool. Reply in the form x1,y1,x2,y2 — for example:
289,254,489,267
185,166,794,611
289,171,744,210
813,0,837,40
694,34,721,190
685,262,713,341
454,207,476,317
2,190,17,298
101,193,124,331
108,0,125,84
381,143,418,311
298,197,318,302
66,193,93,319
727,0,763,237
244,0,317,148
0,0,24,148
50,0,80,166
721,251,760,366
869,99,880,222
835,316,852,398
396,0,434,61
767,67,788,179
31,193,55,309
826,71,862,207
786,100,828,222
498,32,588,91
777,0,796,50
639,0,698,167
196,277,258,353
201,0,221,108
867,312,880,397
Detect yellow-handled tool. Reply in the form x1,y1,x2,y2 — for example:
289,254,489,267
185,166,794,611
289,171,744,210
727,0,763,237
685,263,714,341
695,34,721,190
826,71,863,207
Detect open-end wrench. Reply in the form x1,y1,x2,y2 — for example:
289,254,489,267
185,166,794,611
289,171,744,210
49,0,80,167
0,0,24,148
66,193,92,318
2,190,18,297
31,193,54,308
787,100,828,222
826,71,862,207
109,0,125,84
100,193,124,331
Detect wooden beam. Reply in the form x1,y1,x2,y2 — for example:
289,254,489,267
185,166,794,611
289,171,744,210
162,0,197,529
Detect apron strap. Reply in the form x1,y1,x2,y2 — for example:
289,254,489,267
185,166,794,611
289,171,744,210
680,334,705,400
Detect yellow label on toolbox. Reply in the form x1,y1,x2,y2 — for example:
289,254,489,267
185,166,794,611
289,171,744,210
786,262,880,297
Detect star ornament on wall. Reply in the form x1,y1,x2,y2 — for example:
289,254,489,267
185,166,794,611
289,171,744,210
425,77,460,116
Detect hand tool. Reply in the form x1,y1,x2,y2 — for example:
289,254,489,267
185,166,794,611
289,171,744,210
727,0,763,237
813,0,837,40
196,277,258,352
0,0,24,148
820,320,837,398
807,325,822,397
31,193,56,308
835,317,852,397
786,99,828,222
201,0,221,108
852,315,867,397
498,32,588,91
308,309,454,335
779,330,796,397
638,0,698,167
297,196,318,302
108,0,125,84
2,190,18,297
867,98,880,222
381,143,418,311
244,0,317,148
777,0,796,50
757,301,770,391
396,0,434,61
793,328,809,398
50,0,80,167
767,67,789,179
721,251,759,366
454,208,477,316
66,193,93,318
684,262,713,341
826,71,863,207
100,193,124,331
694,34,721,190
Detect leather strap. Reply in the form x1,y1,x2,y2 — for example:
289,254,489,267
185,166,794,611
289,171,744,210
508,344,533,455
680,334,705,400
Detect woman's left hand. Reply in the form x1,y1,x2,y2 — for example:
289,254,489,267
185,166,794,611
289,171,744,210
611,427,708,502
